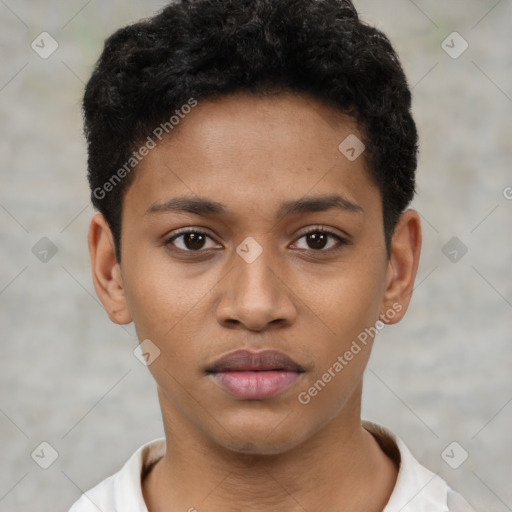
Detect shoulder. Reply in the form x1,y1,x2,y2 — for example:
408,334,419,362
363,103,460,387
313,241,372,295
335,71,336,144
67,438,166,512
363,421,476,512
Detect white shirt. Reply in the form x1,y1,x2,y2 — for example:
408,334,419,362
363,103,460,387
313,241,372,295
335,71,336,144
68,421,475,512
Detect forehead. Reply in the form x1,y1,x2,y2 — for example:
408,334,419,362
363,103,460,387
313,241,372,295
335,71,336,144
167,92,362,154
124,92,379,221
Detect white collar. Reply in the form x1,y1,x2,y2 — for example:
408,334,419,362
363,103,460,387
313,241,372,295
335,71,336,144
362,421,450,511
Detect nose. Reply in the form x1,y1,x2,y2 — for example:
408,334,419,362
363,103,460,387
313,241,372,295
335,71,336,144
215,244,298,332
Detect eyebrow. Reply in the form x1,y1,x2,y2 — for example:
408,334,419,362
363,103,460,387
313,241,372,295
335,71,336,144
145,194,363,218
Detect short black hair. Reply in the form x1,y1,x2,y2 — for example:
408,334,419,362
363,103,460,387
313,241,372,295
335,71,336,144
83,0,418,263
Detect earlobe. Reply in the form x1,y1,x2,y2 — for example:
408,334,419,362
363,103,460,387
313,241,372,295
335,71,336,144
88,212,132,325
380,209,422,325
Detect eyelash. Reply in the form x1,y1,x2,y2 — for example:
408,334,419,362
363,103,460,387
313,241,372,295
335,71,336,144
164,227,349,254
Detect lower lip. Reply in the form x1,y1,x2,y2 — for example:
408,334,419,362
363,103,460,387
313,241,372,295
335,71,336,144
210,371,302,400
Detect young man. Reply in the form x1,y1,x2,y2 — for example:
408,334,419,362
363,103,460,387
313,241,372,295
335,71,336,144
69,0,475,510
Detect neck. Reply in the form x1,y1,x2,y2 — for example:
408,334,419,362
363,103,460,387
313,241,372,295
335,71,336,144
142,384,398,512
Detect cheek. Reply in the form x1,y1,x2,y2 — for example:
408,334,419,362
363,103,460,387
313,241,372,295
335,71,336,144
121,252,222,373
294,255,386,396
298,259,385,339
122,248,202,335
124,270,208,397
295,276,380,419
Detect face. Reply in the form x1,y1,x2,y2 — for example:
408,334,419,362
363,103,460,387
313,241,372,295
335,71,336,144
90,92,421,455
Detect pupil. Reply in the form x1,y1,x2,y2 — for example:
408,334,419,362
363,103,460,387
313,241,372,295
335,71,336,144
308,233,327,250
185,233,205,250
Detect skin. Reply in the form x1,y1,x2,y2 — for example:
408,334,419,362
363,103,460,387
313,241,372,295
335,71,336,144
88,92,421,512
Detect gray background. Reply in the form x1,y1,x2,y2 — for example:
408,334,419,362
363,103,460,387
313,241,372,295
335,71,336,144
1,1,511,511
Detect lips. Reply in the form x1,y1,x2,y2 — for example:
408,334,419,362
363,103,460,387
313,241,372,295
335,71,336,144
206,349,305,373
206,349,305,400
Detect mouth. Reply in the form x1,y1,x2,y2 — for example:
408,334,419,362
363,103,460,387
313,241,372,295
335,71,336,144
206,349,305,400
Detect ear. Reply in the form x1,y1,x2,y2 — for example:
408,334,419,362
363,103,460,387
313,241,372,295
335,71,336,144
379,209,422,325
88,212,132,325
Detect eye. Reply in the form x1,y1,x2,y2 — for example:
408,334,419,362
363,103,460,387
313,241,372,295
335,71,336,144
165,228,221,252
164,227,348,254
293,228,348,252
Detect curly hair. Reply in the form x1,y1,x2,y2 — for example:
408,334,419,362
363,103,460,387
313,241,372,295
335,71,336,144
83,0,418,262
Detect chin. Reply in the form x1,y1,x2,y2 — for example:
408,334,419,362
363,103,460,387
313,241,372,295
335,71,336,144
207,411,312,456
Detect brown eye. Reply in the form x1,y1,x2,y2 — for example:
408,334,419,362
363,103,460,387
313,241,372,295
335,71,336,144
166,230,219,252
305,232,329,250
294,229,347,252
